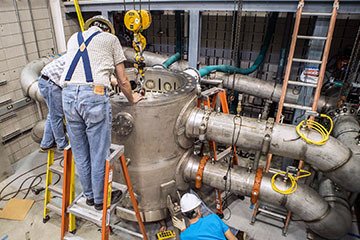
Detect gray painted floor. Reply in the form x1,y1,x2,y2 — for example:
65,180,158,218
0,150,359,240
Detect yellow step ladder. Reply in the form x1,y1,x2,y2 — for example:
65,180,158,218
43,149,76,233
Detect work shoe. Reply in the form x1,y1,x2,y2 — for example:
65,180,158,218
94,190,123,211
86,198,94,206
40,143,57,152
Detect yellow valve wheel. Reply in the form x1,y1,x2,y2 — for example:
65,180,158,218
124,10,152,33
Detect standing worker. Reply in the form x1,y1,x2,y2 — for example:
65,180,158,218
173,193,238,240
38,54,68,152
60,15,141,211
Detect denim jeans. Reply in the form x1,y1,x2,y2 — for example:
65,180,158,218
62,85,111,204
38,77,68,149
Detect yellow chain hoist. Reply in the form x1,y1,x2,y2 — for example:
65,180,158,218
124,10,152,95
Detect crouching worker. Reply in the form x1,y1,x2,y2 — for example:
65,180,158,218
173,193,238,240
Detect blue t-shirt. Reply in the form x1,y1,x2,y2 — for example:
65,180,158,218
180,214,229,240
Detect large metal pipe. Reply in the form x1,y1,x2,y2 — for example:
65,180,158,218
179,153,351,239
222,74,336,113
20,58,51,103
123,47,188,71
185,108,360,192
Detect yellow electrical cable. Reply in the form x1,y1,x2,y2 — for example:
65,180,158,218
296,114,333,145
271,169,311,195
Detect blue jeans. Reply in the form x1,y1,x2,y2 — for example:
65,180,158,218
62,85,111,204
38,77,68,149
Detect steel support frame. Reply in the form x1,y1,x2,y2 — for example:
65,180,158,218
188,10,201,68
64,0,360,14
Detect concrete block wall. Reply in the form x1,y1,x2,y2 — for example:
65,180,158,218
0,0,79,168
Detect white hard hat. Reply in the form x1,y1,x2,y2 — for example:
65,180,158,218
84,15,115,34
180,193,202,213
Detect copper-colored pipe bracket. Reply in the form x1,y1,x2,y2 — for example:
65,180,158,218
251,168,264,205
195,155,211,189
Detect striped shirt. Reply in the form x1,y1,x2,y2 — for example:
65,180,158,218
60,26,126,88
41,54,67,86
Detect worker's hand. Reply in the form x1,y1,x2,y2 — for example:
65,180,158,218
131,93,143,103
172,216,186,232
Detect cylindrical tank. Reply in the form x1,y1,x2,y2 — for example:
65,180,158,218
111,68,197,222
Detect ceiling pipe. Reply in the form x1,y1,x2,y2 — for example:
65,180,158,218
185,107,360,192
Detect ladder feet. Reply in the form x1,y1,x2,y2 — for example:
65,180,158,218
70,229,77,234
43,215,50,223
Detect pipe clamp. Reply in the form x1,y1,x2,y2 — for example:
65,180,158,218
251,168,263,204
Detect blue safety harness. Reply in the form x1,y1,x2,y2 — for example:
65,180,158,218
64,31,100,82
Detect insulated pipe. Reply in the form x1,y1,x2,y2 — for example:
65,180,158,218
185,108,360,192
20,58,51,103
49,0,66,53
181,154,352,239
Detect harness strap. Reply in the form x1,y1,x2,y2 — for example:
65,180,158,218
64,31,100,82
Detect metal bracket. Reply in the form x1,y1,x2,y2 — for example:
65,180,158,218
297,2,304,9
199,109,211,141
251,168,263,205
333,2,340,9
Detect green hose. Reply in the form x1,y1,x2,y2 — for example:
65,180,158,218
163,52,181,67
199,12,278,77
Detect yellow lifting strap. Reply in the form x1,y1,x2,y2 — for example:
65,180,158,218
73,0,85,31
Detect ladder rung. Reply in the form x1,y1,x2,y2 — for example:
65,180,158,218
258,208,287,220
297,35,327,40
283,103,313,111
48,184,63,196
288,80,317,88
112,182,128,193
68,195,103,226
302,12,332,17
49,164,63,175
293,58,322,64
111,224,144,239
64,233,85,240
46,202,62,215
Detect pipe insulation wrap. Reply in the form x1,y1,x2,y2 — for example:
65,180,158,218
182,154,352,239
185,108,360,192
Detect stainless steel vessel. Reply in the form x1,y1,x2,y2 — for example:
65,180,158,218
111,68,197,222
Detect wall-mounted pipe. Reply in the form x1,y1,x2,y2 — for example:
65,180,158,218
20,58,51,103
180,153,351,239
185,108,360,192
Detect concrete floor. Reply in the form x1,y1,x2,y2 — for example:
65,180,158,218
0,149,359,240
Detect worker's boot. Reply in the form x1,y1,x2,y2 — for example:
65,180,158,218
94,190,122,211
